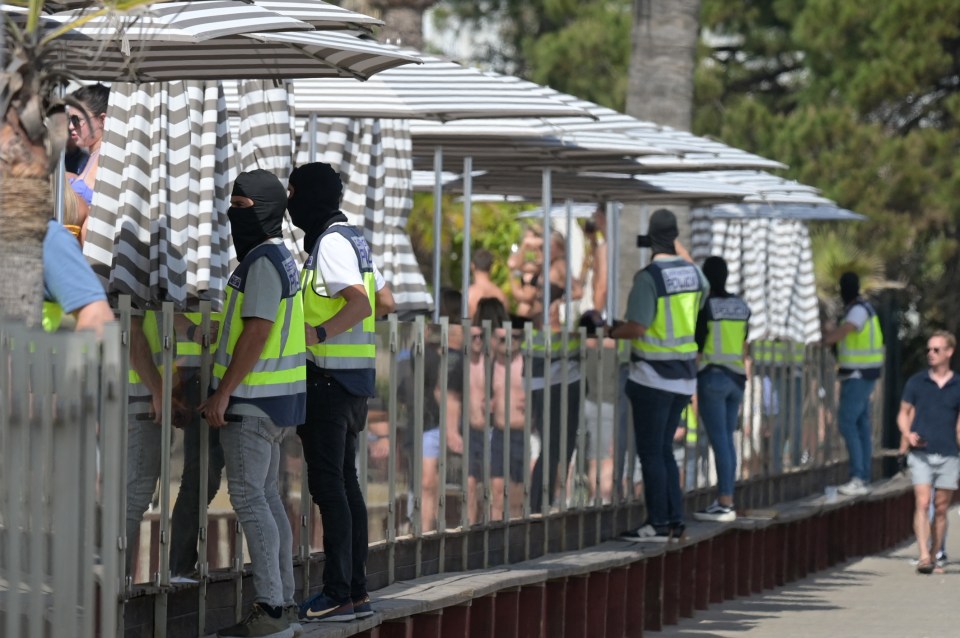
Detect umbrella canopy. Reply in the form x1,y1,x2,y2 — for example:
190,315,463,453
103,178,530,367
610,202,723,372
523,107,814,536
296,118,432,315
50,2,419,81
435,170,754,204
272,47,595,120
84,81,235,310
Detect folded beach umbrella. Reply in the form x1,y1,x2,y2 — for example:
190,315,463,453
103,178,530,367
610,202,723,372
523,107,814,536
233,79,307,265
83,81,235,310
296,118,432,314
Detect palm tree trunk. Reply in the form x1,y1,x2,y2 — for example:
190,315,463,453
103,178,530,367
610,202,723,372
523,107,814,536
616,0,701,316
0,114,54,327
370,0,435,50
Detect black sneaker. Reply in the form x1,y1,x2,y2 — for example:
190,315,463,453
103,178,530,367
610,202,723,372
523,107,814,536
621,524,672,542
352,594,373,619
299,593,356,623
284,605,303,637
217,603,292,637
693,501,736,523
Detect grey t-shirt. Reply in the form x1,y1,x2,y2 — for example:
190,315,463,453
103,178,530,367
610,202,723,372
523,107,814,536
227,253,283,420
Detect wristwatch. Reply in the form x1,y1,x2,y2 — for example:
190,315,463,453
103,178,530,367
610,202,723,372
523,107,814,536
315,325,327,343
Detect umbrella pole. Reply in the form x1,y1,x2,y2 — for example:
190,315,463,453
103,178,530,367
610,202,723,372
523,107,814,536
433,146,443,322
606,201,616,319
541,169,552,329
308,113,318,162
612,202,622,318
460,156,473,322
564,199,573,330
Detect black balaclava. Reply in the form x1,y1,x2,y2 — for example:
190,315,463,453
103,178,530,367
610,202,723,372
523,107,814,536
228,169,286,261
702,256,729,295
287,162,348,254
649,208,679,255
839,271,860,306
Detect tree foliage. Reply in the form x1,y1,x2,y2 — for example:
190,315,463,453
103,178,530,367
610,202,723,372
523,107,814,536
696,0,960,349
434,0,632,110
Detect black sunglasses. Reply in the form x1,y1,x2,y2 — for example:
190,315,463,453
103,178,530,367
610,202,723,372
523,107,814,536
68,114,85,129
927,347,942,354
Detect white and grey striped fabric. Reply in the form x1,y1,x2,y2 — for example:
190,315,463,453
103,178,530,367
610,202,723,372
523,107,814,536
84,81,235,311
691,216,820,345
241,0,382,31
296,119,432,314
51,3,419,82
283,47,594,120
233,79,307,265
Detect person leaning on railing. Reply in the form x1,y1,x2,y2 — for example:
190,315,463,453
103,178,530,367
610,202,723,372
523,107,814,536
822,271,884,497
289,162,395,624
610,209,708,543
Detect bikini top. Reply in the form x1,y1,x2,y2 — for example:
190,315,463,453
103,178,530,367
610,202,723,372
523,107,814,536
69,149,98,205
69,177,94,205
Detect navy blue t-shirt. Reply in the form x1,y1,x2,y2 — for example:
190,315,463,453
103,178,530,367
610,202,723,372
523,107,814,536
901,370,960,456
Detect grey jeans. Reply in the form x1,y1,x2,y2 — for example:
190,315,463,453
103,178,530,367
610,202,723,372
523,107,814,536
220,414,295,608
125,401,161,576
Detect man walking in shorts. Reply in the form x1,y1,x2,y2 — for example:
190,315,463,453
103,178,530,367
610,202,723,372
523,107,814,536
897,330,960,574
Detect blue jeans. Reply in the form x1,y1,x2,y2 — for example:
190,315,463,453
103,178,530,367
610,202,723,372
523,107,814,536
769,374,804,473
698,368,744,499
838,377,876,482
220,414,295,608
626,380,690,528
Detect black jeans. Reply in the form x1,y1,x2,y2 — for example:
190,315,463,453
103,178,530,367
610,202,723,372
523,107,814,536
530,380,581,513
297,370,369,602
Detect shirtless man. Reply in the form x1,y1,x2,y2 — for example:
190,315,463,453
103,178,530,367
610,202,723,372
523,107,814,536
467,249,508,318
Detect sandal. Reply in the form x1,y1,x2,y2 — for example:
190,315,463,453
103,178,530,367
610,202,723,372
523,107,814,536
917,560,935,574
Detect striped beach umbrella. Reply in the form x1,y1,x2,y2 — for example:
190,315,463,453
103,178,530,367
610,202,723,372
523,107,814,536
234,79,307,264
83,81,235,310
51,2,419,81
296,118,432,314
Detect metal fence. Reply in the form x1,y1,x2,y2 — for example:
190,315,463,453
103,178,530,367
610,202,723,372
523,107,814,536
0,321,126,638
0,303,884,636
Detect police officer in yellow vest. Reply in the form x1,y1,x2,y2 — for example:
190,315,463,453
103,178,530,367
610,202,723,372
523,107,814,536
693,257,750,522
823,271,884,496
611,209,708,542
200,170,306,638
287,163,395,623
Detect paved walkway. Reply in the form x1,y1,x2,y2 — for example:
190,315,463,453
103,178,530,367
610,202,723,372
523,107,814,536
655,505,960,638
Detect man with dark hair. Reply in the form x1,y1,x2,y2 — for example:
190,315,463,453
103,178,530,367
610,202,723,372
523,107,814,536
289,162,394,623
467,248,507,318
612,209,708,541
898,330,960,574
823,271,885,496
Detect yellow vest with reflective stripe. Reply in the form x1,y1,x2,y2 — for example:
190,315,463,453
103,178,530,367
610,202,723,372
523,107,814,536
631,261,704,363
42,301,63,332
528,328,582,377
837,301,884,370
128,311,163,398
700,296,750,375
301,225,377,371
751,339,805,365
212,242,306,406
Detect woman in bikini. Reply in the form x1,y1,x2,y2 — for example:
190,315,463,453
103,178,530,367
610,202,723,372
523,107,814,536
66,84,109,243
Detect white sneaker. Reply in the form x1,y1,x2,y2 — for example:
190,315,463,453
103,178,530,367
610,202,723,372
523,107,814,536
693,501,736,523
838,478,870,496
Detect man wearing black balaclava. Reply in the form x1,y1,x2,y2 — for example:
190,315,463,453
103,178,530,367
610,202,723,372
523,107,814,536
289,162,394,623
201,169,306,637
611,209,709,542
823,271,885,496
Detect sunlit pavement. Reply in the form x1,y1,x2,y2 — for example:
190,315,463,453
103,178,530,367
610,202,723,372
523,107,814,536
654,505,960,638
